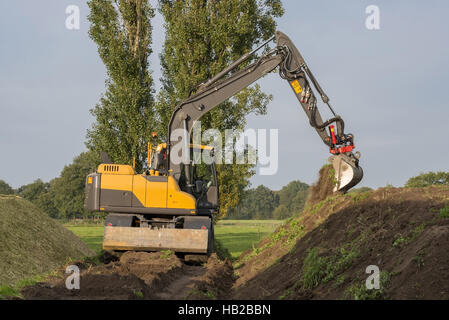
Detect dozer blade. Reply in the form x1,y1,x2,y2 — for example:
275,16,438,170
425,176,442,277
329,154,363,192
103,226,209,253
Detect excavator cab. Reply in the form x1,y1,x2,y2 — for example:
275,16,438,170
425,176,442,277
148,143,219,213
191,161,219,211
178,145,219,214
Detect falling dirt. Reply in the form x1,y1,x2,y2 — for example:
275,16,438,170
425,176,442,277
305,164,336,207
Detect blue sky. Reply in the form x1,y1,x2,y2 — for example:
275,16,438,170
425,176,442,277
1,1,448,190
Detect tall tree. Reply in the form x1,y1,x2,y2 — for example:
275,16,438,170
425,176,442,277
17,179,59,218
277,180,309,213
0,180,14,195
50,151,101,219
228,184,279,219
157,0,284,217
86,0,157,172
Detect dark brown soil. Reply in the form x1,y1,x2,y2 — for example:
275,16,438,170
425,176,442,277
20,251,235,300
232,186,449,300
22,251,184,300
153,264,206,300
188,254,235,300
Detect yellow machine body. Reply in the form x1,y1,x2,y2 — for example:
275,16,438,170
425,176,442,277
84,144,218,254
96,164,196,212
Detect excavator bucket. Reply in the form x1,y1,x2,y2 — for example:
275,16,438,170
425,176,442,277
329,154,363,192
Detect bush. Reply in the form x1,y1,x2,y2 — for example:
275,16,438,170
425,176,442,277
405,171,449,188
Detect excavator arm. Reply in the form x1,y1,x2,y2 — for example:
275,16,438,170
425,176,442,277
167,31,363,192
86,31,363,255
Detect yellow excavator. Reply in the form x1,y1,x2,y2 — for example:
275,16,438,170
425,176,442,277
84,31,363,256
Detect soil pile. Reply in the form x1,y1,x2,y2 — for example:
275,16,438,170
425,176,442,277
232,186,449,299
0,195,94,286
305,164,336,207
21,251,235,300
21,251,184,300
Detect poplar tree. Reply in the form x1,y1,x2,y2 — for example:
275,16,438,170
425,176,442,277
86,0,157,172
157,0,284,217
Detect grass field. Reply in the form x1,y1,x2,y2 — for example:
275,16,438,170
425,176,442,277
65,220,283,259
214,220,282,258
65,225,104,254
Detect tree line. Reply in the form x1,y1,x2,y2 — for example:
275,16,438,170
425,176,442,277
227,180,309,220
0,152,99,219
1,169,448,220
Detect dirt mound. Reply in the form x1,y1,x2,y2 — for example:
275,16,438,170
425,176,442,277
21,250,184,300
305,164,336,207
22,271,151,300
0,195,94,287
20,248,238,300
119,251,183,287
233,186,449,299
234,164,339,282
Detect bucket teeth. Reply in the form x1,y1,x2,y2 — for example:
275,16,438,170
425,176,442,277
329,154,363,193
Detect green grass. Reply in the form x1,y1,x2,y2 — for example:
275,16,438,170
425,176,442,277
65,219,283,259
344,272,391,300
392,223,426,249
215,220,282,259
65,225,104,253
301,242,361,290
439,204,449,219
0,269,60,299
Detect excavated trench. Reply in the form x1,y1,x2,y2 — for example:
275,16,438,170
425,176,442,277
21,251,234,300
